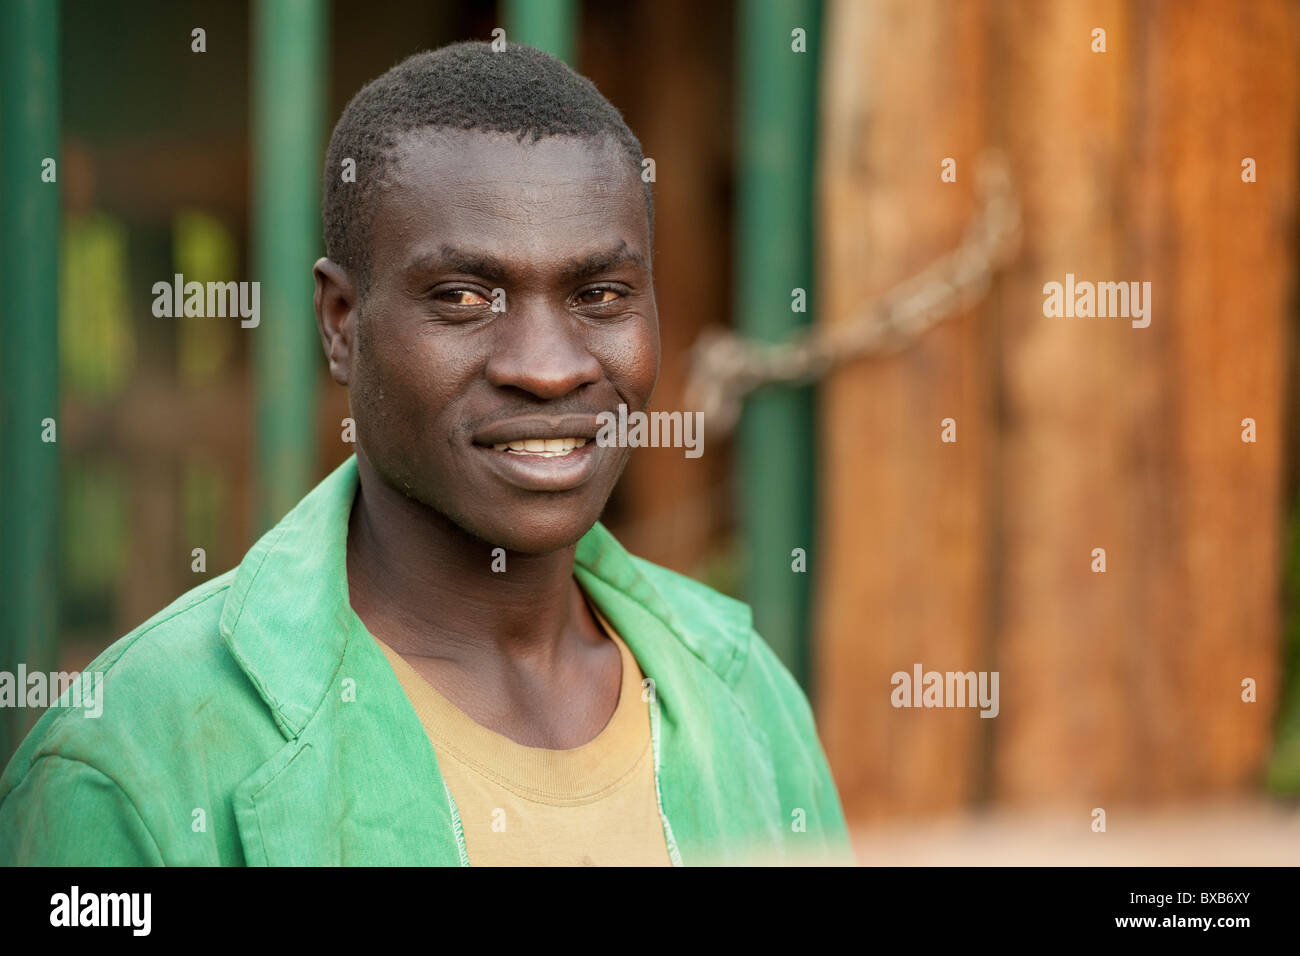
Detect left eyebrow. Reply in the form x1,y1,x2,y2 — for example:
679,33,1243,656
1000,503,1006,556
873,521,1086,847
560,243,650,282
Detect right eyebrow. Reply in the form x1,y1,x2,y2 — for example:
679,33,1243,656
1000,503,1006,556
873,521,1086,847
404,245,512,284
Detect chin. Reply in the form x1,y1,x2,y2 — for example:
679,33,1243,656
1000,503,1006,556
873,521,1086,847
472,509,601,556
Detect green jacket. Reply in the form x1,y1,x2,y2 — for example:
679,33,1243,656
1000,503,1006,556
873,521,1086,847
0,456,852,865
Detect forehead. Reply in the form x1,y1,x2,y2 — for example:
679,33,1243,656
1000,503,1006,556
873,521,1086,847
371,128,649,275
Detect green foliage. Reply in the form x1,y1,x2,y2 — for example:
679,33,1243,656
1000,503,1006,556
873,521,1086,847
173,209,237,384
61,460,127,627
1266,508,1300,793
60,212,134,399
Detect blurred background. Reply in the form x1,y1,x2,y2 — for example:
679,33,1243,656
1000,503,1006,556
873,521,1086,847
2,0,1299,863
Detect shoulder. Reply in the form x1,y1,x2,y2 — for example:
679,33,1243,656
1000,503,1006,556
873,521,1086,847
0,569,293,865
0,568,266,802
626,553,853,858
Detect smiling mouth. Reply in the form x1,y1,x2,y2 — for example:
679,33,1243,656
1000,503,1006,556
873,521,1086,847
491,437,590,457
474,431,600,493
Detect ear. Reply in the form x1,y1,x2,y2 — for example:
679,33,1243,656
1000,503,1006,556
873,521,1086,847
314,257,358,386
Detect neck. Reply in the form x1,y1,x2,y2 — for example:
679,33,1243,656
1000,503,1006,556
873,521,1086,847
346,451,587,666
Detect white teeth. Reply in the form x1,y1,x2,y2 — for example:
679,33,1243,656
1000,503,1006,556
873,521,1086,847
490,437,589,457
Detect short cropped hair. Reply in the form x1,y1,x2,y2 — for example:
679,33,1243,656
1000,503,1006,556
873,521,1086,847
323,41,653,296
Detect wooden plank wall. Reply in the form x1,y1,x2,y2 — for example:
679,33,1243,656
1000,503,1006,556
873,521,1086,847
816,0,1299,822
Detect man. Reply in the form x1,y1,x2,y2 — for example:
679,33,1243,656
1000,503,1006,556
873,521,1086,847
0,42,851,866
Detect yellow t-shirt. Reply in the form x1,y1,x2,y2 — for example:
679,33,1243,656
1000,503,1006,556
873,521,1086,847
373,608,672,867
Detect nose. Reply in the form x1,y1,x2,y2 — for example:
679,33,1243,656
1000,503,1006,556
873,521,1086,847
484,296,602,400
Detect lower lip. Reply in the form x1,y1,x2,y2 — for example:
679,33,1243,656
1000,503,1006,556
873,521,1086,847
474,441,600,492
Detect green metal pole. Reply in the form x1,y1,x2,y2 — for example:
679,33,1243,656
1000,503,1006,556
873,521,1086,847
0,0,60,761
735,0,821,690
252,0,328,530
503,0,577,65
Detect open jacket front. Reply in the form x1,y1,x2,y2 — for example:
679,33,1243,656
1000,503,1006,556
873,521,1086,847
0,456,852,866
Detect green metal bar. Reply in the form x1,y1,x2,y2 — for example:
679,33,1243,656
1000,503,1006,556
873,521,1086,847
503,0,577,65
735,0,821,690
252,0,328,530
0,0,60,761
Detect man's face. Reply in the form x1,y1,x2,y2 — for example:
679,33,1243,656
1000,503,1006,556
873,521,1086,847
345,128,659,554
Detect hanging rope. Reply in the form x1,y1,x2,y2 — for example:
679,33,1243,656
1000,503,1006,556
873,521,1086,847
684,152,1022,436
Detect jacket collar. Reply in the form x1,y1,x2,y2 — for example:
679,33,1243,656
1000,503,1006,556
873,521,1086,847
218,456,358,739
219,454,751,738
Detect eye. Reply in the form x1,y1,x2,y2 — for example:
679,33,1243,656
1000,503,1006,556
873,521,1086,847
574,286,623,306
437,288,491,306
